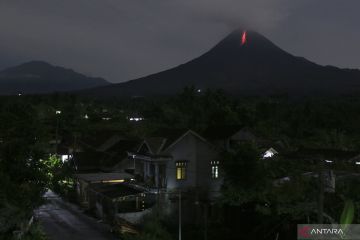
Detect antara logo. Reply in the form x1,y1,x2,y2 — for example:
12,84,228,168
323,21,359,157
298,226,311,238
310,228,344,235
298,225,345,239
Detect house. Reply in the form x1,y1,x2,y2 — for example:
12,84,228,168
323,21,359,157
278,148,360,193
203,125,257,151
203,125,284,159
71,134,150,221
263,147,279,159
47,134,77,162
87,183,155,222
74,172,134,207
71,133,139,173
283,148,359,166
128,129,222,199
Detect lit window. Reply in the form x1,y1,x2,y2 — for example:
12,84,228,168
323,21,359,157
176,161,187,180
211,161,219,179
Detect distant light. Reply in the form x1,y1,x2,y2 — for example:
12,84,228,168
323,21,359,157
129,117,144,122
55,110,61,115
263,150,274,158
18,93,22,96
84,114,89,119
102,117,111,121
325,160,333,163
61,155,70,162
197,89,202,93
356,162,360,165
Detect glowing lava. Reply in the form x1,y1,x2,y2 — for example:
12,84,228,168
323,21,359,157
241,31,247,45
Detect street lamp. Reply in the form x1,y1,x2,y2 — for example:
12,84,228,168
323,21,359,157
179,190,182,240
55,110,61,155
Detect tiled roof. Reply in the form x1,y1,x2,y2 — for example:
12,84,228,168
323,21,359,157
74,172,133,182
143,128,189,153
90,183,143,198
202,125,245,140
283,148,359,161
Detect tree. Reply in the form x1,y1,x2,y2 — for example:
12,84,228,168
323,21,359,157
220,142,320,221
221,142,270,205
0,100,48,237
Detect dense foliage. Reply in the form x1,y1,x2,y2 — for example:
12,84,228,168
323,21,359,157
0,100,48,238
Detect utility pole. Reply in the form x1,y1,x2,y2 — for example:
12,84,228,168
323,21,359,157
179,190,182,240
157,183,160,219
55,110,61,156
317,157,324,224
72,133,77,155
204,202,208,240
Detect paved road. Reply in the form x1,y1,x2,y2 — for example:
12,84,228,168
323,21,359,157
36,191,118,240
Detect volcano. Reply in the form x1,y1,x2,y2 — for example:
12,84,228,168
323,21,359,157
82,29,360,96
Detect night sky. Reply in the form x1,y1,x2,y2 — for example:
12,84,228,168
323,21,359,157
1,0,359,83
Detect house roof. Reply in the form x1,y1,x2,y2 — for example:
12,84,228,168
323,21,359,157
97,135,127,152
74,172,133,183
284,148,359,161
72,151,110,172
78,130,130,151
202,125,259,142
257,139,290,152
265,147,279,154
136,129,213,157
139,128,188,154
90,183,143,199
72,139,140,172
144,137,166,154
164,130,213,152
202,125,244,140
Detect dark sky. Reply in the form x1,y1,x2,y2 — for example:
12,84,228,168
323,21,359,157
1,0,359,83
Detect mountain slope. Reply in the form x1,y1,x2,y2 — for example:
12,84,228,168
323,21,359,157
85,29,360,97
0,61,109,95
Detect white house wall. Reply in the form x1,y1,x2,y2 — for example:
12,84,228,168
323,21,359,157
164,132,221,193
165,133,197,189
196,136,222,195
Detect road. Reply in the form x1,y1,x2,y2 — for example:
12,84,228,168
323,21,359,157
36,191,118,240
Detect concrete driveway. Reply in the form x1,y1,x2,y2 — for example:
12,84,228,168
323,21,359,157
36,191,118,240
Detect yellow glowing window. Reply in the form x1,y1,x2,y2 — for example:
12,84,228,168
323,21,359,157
176,162,187,180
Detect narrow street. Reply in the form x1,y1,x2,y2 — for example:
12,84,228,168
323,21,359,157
36,191,118,240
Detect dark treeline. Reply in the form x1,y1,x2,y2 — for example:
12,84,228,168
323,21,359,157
12,87,358,151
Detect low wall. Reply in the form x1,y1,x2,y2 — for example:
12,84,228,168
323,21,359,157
116,208,152,224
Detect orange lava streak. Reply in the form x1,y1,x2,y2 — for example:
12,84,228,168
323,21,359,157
241,31,247,45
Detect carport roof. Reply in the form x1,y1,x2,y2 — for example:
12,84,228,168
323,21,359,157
74,172,133,183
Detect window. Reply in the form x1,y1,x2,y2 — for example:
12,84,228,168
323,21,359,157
176,161,187,180
211,161,219,179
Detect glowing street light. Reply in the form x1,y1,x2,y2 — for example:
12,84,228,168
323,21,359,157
55,110,61,155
